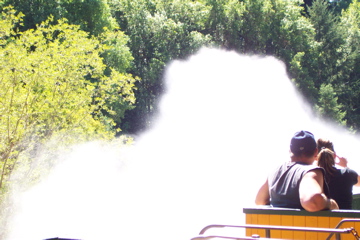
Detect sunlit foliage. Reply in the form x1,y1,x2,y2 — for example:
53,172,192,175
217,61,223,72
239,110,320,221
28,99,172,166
0,6,138,192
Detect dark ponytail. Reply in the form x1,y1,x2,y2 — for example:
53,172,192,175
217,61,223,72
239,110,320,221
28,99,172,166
317,147,336,182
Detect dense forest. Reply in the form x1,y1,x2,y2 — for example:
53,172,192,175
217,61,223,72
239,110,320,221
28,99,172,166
0,0,359,236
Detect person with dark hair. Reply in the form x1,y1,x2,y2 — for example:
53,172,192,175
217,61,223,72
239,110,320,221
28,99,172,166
255,130,339,212
317,138,360,209
317,138,349,168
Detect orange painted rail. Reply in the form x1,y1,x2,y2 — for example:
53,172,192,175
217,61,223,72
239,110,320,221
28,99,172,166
243,207,360,239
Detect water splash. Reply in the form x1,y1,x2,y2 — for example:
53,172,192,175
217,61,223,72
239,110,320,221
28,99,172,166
6,48,360,240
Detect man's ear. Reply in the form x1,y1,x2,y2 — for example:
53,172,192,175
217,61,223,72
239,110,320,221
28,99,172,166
313,148,319,157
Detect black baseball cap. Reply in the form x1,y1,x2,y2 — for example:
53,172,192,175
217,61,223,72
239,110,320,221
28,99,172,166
290,130,317,155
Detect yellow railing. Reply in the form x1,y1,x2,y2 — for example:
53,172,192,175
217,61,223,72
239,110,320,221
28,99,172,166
244,207,360,240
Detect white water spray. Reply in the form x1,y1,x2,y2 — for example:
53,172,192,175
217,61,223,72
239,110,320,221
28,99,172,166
6,48,360,240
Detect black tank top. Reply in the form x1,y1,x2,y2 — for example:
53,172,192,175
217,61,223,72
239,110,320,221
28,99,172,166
268,162,327,209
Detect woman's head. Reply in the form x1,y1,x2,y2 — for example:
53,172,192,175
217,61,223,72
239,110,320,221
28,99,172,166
317,138,335,152
317,147,336,176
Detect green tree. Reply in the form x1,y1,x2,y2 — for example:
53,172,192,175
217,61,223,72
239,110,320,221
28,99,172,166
2,0,117,35
1,0,66,30
0,7,137,193
330,0,353,14
282,1,319,102
227,0,315,61
315,83,346,125
111,0,212,133
202,0,246,50
216,0,318,103
205,0,227,44
304,0,359,130
62,0,117,35
221,0,246,49
307,0,347,87
3,0,138,133
338,0,360,130
239,0,269,53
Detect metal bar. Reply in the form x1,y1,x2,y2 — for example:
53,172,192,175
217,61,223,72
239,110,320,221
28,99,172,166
265,229,270,238
199,224,353,235
326,219,360,240
191,235,282,240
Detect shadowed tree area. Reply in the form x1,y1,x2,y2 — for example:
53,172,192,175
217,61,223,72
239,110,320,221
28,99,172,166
2,0,359,134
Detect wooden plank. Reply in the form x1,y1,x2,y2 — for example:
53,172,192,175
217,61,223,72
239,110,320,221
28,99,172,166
305,216,318,239
245,213,253,237
328,217,342,240
257,213,270,237
293,215,306,239
269,214,281,238
280,214,294,239
317,216,330,240
249,214,259,237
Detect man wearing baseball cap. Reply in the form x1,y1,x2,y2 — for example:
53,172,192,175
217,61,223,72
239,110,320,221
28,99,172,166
255,130,339,211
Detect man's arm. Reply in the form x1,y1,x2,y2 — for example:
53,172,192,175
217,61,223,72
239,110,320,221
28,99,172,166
255,179,270,205
299,169,338,212
356,175,360,187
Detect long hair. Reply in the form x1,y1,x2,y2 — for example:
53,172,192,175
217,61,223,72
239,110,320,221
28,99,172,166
317,147,336,181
